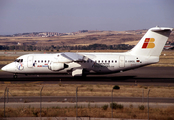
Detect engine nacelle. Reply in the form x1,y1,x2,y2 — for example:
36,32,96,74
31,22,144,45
48,62,68,71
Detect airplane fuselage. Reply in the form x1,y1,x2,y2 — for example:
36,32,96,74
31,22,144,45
5,52,158,76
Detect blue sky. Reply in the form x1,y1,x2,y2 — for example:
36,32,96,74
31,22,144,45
0,0,174,35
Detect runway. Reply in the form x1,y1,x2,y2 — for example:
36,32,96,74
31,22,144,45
0,96,174,103
0,66,174,86
1,96,174,109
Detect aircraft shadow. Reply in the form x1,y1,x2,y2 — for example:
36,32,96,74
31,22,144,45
1,75,174,84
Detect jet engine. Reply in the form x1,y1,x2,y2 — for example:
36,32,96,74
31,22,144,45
48,62,68,71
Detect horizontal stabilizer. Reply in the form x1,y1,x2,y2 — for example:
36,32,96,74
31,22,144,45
151,27,173,32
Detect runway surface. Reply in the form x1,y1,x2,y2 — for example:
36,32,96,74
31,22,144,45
0,65,174,86
1,102,174,109
0,96,174,103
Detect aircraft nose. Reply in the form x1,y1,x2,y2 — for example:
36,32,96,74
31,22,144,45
1,62,16,72
1,65,7,71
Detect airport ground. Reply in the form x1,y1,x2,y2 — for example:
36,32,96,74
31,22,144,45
1,65,174,86
0,66,174,102
0,102,174,119
1,51,174,119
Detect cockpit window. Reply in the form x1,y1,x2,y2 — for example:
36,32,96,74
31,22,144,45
15,59,23,62
15,59,19,62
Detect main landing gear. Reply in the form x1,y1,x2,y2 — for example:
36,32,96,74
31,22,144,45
13,74,17,79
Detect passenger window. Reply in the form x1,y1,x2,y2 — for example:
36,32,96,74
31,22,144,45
48,60,50,63
102,60,103,63
108,60,110,63
38,60,40,63
41,60,43,63
98,60,100,63
105,60,107,63
115,60,117,63
112,60,113,63
45,60,46,63
35,60,36,63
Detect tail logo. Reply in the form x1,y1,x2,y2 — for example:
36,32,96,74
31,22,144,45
142,38,155,49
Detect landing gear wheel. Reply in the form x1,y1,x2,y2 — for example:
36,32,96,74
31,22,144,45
82,74,86,78
13,74,17,79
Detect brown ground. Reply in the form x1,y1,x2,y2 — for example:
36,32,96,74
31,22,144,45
0,84,174,97
1,107,174,119
1,30,173,46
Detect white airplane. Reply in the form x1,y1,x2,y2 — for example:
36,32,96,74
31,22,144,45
1,27,173,79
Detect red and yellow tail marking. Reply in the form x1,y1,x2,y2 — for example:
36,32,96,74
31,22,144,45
142,38,155,49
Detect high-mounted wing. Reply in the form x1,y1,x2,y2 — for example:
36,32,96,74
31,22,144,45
61,52,88,62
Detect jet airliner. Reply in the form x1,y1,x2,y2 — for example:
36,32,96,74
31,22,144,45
1,27,173,78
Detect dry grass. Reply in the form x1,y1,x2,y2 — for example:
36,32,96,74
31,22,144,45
0,56,16,65
1,30,173,47
124,40,139,45
0,29,151,47
0,84,174,98
0,30,173,46
0,106,174,119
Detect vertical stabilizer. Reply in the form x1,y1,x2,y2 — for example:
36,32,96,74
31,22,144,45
129,27,173,57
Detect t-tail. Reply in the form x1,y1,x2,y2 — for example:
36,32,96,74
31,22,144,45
129,26,173,57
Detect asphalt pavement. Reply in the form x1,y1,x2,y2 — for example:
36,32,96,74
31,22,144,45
0,96,174,103
1,66,174,86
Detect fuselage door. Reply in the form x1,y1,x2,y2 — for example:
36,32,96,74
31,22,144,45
119,56,125,67
27,56,33,68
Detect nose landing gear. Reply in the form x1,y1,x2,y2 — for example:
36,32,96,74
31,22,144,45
13,74,17,79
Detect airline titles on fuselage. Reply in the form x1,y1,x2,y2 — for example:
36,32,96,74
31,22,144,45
17,58,137,70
